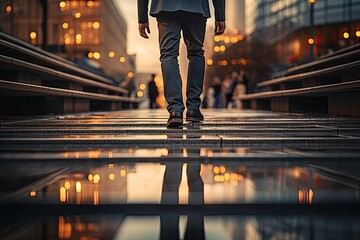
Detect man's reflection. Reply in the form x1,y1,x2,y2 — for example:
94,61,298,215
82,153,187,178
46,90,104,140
160,148,204,240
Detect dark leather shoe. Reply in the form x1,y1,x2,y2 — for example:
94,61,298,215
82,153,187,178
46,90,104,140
167,110,183,128
186,109,204,122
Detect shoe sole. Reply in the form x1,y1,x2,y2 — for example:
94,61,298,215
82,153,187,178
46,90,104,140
167,118,183,128
186,117,204,122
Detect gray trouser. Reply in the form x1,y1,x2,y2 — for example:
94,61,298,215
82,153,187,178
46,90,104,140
157,11,207,113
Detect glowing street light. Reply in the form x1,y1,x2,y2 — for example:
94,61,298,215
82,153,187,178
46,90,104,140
108,51,115,58
62,22,69,29
29,31,37,40
74,12,81,19
5,4,13,13
308,0,316,61
59,1,66,8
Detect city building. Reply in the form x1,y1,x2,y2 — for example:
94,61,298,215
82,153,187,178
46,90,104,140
245,0,360,66
0,0,134,80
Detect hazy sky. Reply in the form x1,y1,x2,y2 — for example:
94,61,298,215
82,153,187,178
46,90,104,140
117,0,161,75
116,0,215,75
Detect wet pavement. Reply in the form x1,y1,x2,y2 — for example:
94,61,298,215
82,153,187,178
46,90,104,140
0,109,359,239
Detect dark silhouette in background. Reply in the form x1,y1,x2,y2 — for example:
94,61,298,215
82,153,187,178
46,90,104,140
148,74,159,108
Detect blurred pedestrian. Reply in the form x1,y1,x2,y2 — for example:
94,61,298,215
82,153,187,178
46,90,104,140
239,69,249,94
232,73,246,109
222,74,236,108
210,76,222,108
148,74,159,109
138,0,226,127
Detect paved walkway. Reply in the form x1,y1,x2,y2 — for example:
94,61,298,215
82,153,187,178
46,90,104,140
1,109,360,239
1,108,360,152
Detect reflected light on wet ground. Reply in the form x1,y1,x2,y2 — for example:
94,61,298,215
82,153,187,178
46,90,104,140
1,108,360,239
0,155,358,205
1,214,358,240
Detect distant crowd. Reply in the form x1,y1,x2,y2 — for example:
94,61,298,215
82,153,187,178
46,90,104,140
203,69,248,109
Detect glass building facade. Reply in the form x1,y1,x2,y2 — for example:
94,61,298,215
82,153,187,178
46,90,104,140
245,0,360,65
0,0,133,80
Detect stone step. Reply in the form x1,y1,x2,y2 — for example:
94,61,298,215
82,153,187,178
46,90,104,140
1,136,360,151
0,127,348,137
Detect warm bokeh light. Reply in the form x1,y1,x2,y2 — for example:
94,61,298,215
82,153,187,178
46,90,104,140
213,166,220,174
219,45,226,52
29,31,37,40
30,191,36,197
108,163,114,168
120,169,127,177
128,71,134,78
119,56,126,62
93,21,100,29
308,0,316,4
224,36,230,43
74,12,81,18
94,190,99,205
308,188,314,204
343,32,350,39
62,22,69,29
87,0,94,7
218,60,228,66
93,174,101,184
60,187,66,203
356,31,360,37
109,173,115,180
64,181,71,190
137,91,144,97
298,189,304,203
5,4,13,13
214,35,221,42
93,52,101,60
75,34,82,44
76,181,82,193
140,83,146,90
219,165,226,174
294,169,301,178
207,59,213,66
308,38,314,45
59,1,66,8
88,52,93,58
58,216,72,238
64,37,71,45
88,173,94,182
108,51,115,57
231,36,239,44
213,46,220,52
224,173,230,181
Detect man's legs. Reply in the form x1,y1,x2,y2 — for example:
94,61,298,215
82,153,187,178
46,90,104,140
157,13,184,114
182,13,207,112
